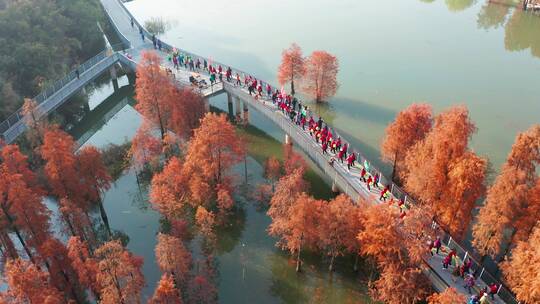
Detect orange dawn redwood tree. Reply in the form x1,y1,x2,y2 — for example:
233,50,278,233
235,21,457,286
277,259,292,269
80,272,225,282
318,194,358,271
184,113,245,187
67,236,99,297
135,51,174,140
264,156,281,191
169,87,206,139
182,113,244,209
277,43,306,95
403,105,487,239
150,274,182,304
22,98,48,152
370,262,431,304
94,240,145,304
267,169,308,245
150,156,188,219
0,258,64,303
77,145,113,237
302,50,339,103
0,145,50,263
473,125,540,258
501,223,540,304
269,192,324,272
357,203,432,304
155,233,192,287
381,103,433,183
130,119,163,171
427,287,467,304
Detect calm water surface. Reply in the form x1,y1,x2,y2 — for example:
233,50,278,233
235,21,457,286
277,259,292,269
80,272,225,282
126,0,540,171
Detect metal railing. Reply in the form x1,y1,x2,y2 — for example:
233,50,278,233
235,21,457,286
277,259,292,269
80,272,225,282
0,43,127,136
105,1,520,302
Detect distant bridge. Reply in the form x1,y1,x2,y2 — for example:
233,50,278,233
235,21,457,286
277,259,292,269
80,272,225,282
0,0,517,302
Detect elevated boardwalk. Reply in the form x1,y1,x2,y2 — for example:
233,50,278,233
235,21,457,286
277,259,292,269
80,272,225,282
0,0,517,302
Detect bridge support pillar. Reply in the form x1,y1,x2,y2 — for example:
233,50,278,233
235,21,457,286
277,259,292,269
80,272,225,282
332,181,339,193
127,73,136,85
235,97,241,123
227,92,234,120
112,79,119,92
110,65,118,81
242,102,249,125
204,98,209,112
285,134,292,145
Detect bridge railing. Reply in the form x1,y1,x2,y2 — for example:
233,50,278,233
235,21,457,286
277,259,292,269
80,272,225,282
0,43,127,136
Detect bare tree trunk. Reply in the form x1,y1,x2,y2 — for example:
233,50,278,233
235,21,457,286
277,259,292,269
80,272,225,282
391,152,398,183
0,231,18,259
97,197,112,239
353,254,359,272
1,208,36,264
296,245,302,272
329,253,336,272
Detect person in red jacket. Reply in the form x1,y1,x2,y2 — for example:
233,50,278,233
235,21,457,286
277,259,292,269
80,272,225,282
380,185,390,201
366,175,373,191
488,283,498,300
360,168,367,182
346,152,356,170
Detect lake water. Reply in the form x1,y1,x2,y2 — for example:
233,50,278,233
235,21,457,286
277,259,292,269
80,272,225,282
126,0,540,171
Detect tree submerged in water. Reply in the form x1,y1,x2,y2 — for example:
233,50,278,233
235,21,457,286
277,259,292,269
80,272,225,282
145,17,170,36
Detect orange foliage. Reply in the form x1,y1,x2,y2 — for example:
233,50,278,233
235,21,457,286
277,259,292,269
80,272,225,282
302,50,339,103
150,274,182,304
67,236,99,295
184,113,245,186
0,145,50,249
135,51,173,139
187,274,217,304
155,233,192,285
403,106,486,239
370,262,431,304
501,223,540,304
216,187,234,214
267,169,308,240
505,125,540,181
357,203,410,266
150,157,189,219
277,43,306,95
195,206,216,238
270,192,324,271
130,120,162,170
318,194,358,271
169,87,206,139
427,287,467,304
381,103,433,182
0,258,63,303
283,144,306,175
94,240,145,304
473,125,540,257
22,98,48,150
39,237,84,300
77,146,112,202
264,156,282,184
41,126,83,205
